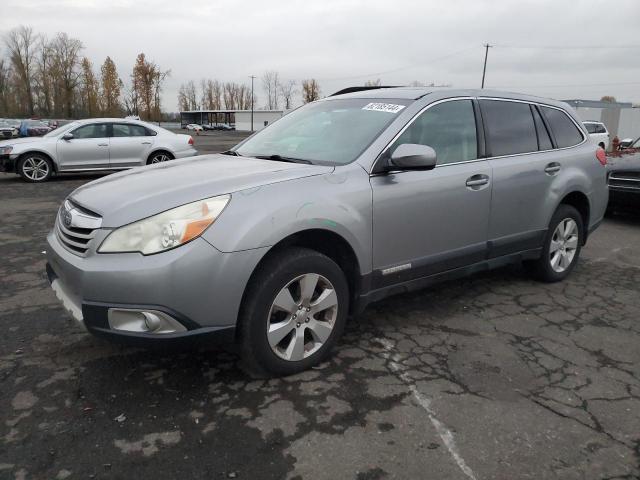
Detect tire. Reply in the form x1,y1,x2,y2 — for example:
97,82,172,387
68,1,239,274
147,151,174,165
17,153,53,183
527,204,584,283
239,247,349,377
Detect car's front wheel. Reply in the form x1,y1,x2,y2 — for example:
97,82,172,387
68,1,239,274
239,247,349,377
17,154,53,183
527,204,583,282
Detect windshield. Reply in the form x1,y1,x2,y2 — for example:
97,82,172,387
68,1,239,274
234,98,411,165
44,122,79,137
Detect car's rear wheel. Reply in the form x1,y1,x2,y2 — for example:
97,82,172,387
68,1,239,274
18,154,53,182
527,204,583,282
239,247,349,377
147,151,174,165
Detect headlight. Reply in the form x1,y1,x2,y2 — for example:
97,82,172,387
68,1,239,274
98,195,230,255
0,146,13,155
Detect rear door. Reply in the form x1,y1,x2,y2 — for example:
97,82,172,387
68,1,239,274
108,123,155,167
480,99,572,257
370,98,492,288
56,123,110,170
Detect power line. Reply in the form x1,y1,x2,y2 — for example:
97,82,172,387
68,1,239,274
494,44,640,50
317,46,477,82
492,81,640,89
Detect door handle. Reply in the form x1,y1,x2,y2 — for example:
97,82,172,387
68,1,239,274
141,141,152,145
97,143,108,147
465,174,490,189
544,163,561,175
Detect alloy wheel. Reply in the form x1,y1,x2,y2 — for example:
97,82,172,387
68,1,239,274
151,153,170,163
22,157,49,181
266,273,338,361
549,218,578,273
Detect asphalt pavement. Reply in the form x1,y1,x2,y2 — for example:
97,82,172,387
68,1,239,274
1,135,639,479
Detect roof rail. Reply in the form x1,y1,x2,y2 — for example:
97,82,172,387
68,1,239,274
330,86,400,96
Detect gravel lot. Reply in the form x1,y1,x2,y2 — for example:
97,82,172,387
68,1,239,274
1,134,639,479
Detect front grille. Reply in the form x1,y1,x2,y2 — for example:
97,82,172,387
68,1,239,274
54,201,101,256
1,131,12,139
608,171,640,191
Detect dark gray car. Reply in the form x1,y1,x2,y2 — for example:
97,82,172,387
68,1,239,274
45,88,608,376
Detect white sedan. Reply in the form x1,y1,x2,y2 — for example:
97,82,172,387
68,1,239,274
185,124,204,132
0,118,198,182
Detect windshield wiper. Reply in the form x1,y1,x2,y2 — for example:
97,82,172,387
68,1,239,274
253,154,312,164
221,150,243,156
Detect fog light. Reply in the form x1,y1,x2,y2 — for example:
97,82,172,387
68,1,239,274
108,308,187,334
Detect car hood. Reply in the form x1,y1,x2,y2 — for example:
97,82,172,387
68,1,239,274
0,136,51,147
607,152,640,173
69,154,334,227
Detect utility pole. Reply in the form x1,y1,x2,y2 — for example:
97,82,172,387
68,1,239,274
249,75,256,132
481,44,492,89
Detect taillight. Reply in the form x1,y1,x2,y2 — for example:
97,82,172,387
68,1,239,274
596,148,607,166
188,136,194,146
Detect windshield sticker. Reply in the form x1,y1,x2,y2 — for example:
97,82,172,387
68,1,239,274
362,103,406,114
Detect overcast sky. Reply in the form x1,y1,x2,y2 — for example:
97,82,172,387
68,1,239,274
3,0,640,111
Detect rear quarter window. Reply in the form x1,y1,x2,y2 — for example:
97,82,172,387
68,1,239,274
541,107,584,148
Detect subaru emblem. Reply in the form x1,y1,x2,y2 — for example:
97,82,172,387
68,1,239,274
63,209,72,227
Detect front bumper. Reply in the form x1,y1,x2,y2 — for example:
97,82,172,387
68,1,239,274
46,229,268,343
0,154,18,173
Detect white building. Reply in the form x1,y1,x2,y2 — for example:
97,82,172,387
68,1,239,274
179,109,284,132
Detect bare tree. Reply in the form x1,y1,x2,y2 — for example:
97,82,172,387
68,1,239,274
33,36,54,116
131,53,169,121
50,32,83,117
177,80,198,111
364,79,381,86
600,95,616,103
100,56,123,117
262,70,281,109
80,57,100,117
5,26,38,115
279,79,296,110
0,58,11,115
301,79,321,103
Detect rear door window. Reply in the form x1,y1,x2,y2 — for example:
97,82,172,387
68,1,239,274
584,123,597,134
594,123,607,134
541,107,584,148
479,100,538,156
112,123,150,137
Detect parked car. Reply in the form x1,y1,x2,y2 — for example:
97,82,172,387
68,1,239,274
583,121,610,150
607,149,640,212
216,123,235,131
0,121,19,139
618,137,639,150
185,124,203,132
0,118,197,182
19,119,52,137
45,88,607,376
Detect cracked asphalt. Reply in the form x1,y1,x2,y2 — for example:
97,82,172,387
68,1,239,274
1,137,640,479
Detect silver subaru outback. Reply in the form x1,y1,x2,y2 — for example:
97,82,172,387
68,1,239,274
46,87,608,376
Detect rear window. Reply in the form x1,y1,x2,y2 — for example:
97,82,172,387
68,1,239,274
541,107,584,148
480,100,538,157
584,123,597,134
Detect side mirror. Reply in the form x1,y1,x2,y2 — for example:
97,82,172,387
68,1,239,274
62,133,74,141
388,143,437,171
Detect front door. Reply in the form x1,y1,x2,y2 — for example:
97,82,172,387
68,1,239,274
57,123,110,170
109,123,155,167
371,99,492,288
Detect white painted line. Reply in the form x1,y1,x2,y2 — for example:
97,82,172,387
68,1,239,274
374,337,478,480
